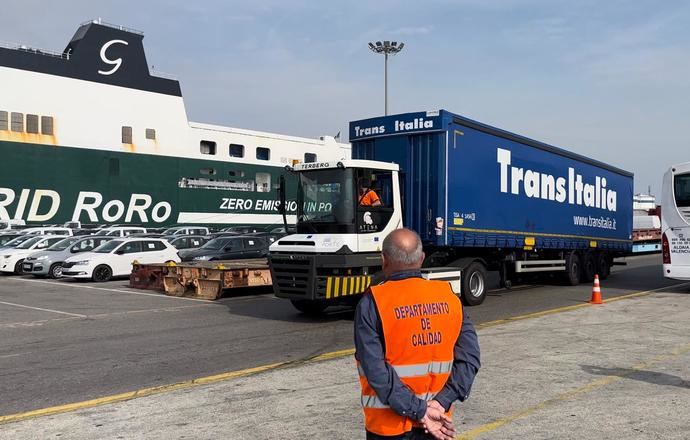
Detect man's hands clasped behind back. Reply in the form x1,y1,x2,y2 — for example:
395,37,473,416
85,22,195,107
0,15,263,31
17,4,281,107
421,400,456,440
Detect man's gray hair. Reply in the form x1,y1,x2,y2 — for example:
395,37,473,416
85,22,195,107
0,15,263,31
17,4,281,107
382,228,424,266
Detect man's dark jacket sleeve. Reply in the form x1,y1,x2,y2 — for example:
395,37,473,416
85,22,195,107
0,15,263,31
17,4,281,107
433,311,481,411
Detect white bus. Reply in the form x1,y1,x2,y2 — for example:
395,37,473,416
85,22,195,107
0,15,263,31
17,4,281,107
661,162,690,279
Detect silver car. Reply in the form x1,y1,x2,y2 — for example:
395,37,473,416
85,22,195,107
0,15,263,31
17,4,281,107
23,236,114,278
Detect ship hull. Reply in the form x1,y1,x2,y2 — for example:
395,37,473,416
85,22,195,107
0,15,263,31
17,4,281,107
0,141,296,227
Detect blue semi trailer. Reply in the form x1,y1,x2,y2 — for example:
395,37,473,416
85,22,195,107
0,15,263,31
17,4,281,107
269,110,633,313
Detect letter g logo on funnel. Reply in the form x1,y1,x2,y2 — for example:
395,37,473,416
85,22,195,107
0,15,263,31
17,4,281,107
98,40,128,75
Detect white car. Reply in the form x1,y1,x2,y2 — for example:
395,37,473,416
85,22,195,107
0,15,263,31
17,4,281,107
61,238,180,282
161,226,210,236
0,219,26,231
0,235,66,274
100,227,147,237
22,227,73,236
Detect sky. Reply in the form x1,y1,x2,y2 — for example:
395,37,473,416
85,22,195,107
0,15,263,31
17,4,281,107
2,0,689,195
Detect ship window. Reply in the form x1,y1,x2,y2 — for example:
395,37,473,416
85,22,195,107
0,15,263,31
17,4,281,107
122,126,133,144
200,140,216,155
256,147,271,161
146,129,156,140
228,170,246,178
229,144,244,158
255,172,271,192
200,168,216,175
0,111,8,130
41,116,54,135
26,114,39,134
305,153,317,163
11,112,23,132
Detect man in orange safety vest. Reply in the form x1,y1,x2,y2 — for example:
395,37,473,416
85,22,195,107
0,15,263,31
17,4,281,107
355,228,481,439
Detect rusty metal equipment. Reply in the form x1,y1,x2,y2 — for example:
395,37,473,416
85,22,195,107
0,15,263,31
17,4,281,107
130,259,271,300
129,262,175,291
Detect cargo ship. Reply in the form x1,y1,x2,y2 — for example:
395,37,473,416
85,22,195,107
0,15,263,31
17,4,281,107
0,19,350,227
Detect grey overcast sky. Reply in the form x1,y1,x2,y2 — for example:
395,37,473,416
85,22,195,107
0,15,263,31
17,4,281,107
2,0,689,195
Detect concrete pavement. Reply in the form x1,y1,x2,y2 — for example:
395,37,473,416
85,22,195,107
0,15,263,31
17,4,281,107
2,281,687,439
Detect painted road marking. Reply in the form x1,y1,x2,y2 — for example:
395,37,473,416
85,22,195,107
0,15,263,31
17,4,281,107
0,305,211,328
456,342,690,440
11,278,219,303
1,281,688,425
0,362,288,425
0,317,81,329
0,300,87,318
86,304,213,319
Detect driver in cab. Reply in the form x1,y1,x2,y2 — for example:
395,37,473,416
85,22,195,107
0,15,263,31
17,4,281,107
359,178,382,207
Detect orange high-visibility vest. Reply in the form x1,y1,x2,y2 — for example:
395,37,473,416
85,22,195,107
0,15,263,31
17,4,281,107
358,277,463,437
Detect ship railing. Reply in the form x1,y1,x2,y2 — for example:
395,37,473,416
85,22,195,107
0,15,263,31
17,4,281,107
179,178,255,192
0,41,69,59
150,69,178,80
81,18,144,35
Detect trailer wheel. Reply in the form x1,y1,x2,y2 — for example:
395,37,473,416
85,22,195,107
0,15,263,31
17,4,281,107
564,252,581,286
581,252,596,283
290,299,328,315
596,254,611,280
461,262,488,306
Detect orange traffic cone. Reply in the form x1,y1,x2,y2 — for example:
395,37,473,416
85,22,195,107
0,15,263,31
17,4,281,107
590,274,603,304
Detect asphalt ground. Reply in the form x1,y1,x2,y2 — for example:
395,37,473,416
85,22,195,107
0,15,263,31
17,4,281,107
0,253,672,418
1,261,687,439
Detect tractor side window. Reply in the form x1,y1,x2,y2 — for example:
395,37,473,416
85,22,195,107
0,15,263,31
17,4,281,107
356,169,395,233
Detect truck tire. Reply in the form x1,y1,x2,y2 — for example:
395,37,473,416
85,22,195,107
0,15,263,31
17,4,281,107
596,254,611,280
564,252,581,286
581,252,596,283
290,299,328,315
461,262,488,306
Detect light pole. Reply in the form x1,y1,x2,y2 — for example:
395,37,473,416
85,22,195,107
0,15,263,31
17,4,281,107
368,41,404,115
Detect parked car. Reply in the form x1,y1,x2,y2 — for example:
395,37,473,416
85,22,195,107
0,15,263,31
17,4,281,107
178,236,269,262
268,226,296,235
219,225,261,235
21,227,73,236
161,226,210,236
128,233,165,238
0,219,26,231
0,233,25,247
62,238,180,282
0,234,37,251
166,235,210,250
248,232,281,244
100,227,147,237
0,235,66,274
23,236,114,278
